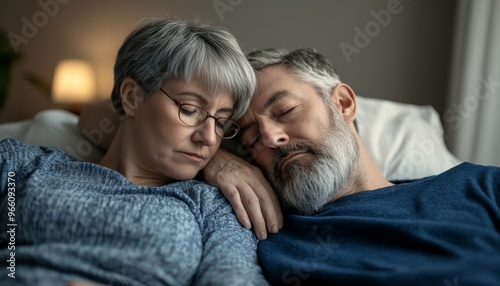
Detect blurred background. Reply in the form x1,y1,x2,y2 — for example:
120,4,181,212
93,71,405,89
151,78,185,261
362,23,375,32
0,0,498,166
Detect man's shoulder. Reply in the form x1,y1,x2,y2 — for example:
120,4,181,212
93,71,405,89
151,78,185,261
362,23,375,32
394,162,500,184
447,161,499,171
431,162,500,182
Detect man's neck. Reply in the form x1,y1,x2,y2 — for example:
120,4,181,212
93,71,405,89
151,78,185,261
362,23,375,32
332,139,393,201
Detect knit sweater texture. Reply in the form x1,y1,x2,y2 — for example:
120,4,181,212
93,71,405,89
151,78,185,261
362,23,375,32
0,138,268,286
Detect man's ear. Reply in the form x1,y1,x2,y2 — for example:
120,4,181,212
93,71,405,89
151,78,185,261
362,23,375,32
120,77,143,117
331,83,357,124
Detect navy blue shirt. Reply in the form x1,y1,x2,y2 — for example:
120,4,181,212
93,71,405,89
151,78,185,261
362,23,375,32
258,162,500,285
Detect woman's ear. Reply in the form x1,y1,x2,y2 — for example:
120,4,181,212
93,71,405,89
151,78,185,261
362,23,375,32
120,77,143,117
331,83,357,124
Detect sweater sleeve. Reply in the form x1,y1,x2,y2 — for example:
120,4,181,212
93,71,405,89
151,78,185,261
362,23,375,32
0,139,36,195
192,185,269,286
0,139,69,194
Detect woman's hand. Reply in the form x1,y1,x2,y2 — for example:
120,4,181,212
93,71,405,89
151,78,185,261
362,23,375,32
203,149,283,240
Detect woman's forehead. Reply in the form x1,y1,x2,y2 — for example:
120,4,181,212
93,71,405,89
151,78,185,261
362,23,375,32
164,77,235,109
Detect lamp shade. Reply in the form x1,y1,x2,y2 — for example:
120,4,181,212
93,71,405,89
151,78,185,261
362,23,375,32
52,59,96,103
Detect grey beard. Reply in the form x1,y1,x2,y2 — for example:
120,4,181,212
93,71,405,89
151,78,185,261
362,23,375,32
268,110,359,215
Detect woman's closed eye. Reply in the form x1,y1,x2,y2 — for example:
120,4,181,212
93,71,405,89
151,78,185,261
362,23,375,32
180,105,202,117
215,119,231,129
242,129,261,148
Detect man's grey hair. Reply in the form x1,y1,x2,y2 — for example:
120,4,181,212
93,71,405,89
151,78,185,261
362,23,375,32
112,18,256,119
246,48,342,107
246,48,358,131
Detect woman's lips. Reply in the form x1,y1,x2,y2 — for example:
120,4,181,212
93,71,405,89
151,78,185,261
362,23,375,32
181,152,205,162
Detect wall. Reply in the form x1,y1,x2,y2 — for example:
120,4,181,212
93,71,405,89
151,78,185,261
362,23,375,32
0,0,456,123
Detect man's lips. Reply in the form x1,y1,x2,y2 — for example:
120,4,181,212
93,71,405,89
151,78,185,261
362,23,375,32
279,151,309,170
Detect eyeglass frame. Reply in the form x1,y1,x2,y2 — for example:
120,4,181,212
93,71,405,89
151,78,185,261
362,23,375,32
159,87,240,139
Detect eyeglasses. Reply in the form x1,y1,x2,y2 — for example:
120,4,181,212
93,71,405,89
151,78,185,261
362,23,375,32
159,88,240,139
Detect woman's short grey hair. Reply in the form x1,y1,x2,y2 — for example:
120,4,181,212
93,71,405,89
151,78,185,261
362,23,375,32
112,18,256,119
246,48,341,107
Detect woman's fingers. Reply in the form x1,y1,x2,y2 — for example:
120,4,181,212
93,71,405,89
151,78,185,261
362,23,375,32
204,149,283,239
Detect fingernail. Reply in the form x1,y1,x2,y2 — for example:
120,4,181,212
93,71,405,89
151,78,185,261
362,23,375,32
243,220,251,229
271,225,279,233
240,218,251,229
259,231,267,240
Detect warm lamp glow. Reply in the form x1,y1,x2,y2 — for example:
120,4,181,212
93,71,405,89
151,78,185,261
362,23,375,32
52,59,96,103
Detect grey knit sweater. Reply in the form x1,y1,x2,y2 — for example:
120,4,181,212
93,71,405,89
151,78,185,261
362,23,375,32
0,139,269,286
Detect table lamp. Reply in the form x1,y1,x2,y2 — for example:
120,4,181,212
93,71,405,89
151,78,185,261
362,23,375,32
52,59,96,113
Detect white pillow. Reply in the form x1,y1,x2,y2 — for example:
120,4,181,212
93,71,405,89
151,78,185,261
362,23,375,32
356,96,460,180
0,109,104,162
0,97,460,180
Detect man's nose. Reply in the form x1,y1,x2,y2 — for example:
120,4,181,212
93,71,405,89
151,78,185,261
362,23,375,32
260,121,289,148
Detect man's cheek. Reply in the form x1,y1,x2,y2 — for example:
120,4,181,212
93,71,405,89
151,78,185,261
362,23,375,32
253,150,273,173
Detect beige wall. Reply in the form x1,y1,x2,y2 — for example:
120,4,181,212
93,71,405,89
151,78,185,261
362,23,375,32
0,0,456,123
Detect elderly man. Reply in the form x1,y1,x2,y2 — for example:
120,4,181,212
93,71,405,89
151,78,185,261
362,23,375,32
207,48,500,285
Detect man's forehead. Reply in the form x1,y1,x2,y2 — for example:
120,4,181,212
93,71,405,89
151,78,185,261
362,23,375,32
239,67,299,124
252,66,294,105
256,65,291,88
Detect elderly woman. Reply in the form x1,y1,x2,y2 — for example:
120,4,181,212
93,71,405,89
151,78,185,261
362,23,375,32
0,18,268,286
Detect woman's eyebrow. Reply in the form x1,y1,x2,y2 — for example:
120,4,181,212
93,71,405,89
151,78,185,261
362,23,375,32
176,92,234,114
175,92,209,105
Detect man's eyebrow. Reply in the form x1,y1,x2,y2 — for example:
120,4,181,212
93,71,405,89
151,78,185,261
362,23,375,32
239,90,296,138
263,90,296,109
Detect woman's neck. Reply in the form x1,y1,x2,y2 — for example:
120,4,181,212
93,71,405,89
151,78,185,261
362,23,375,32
98,120,172,187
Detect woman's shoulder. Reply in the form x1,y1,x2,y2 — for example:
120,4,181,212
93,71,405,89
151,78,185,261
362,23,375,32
1,138,31,151
165,180,222,200
163,180,232,213
1,138,75,163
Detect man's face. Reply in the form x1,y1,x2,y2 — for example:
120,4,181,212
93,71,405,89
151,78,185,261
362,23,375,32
238,65,359,214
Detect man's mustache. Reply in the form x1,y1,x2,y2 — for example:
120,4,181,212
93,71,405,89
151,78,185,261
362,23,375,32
271,142,322,173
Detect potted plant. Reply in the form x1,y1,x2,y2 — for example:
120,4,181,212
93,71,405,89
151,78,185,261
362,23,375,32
0,30,20,111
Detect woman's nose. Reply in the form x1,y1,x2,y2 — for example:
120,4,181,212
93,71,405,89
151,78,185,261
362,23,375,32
193,118,218,146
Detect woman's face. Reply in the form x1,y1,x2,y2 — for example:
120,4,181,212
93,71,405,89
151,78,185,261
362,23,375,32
128,77,234,184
